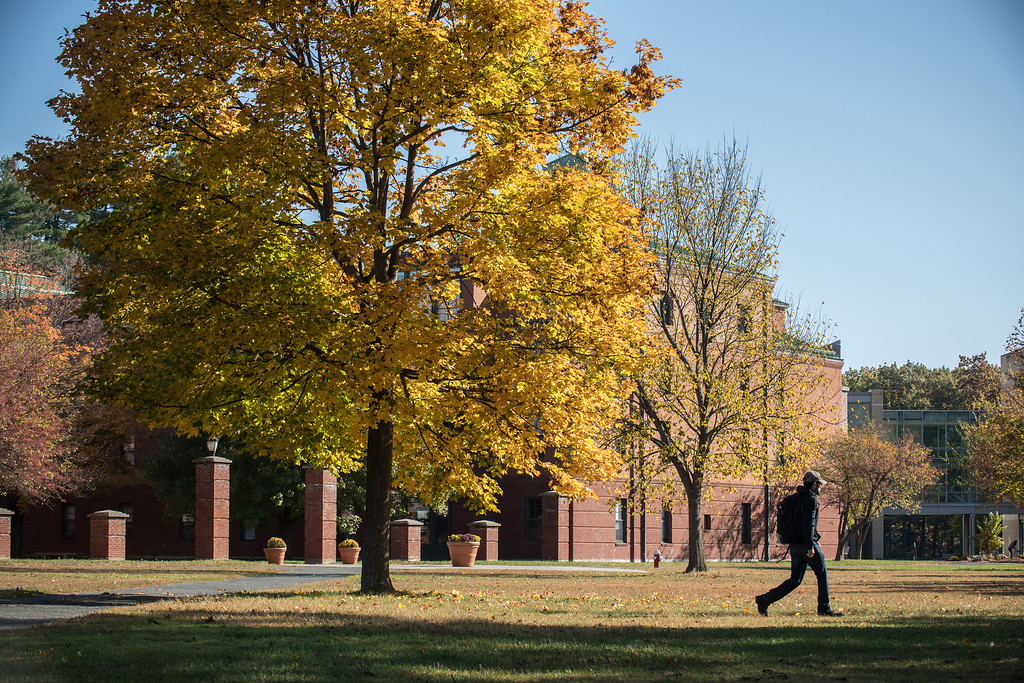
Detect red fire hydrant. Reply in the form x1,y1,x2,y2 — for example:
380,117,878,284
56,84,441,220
653,549,662,568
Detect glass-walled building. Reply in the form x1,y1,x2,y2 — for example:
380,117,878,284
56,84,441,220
846,391,1021,560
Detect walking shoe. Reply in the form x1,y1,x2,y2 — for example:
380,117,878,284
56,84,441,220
818,608,843,617
755,595,769,616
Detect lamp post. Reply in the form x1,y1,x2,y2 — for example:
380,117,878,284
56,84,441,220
206,436,219,456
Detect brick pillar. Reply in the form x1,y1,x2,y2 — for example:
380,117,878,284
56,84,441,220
469,520,501,561
88,510,129,560
541,491,570,561
194,456,231,559
303,466,337,564
0,508,13,559
390,519,423,561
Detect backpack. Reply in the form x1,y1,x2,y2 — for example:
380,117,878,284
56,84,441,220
776,492,802,545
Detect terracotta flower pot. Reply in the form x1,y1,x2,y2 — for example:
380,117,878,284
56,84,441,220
264,547,286,565
447,541,480,567
338,546,361,564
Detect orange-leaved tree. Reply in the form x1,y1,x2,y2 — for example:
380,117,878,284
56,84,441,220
0,247,131,506
24,0,676,592
0,297,77,505
818,425,936,560
964,307,1024,507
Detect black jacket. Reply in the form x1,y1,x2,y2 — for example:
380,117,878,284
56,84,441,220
796,484,821,546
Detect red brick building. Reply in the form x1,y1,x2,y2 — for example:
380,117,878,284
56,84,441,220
8,265,845,563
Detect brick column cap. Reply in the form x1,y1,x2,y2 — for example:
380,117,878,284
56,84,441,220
193,456,233,465
0,508,13,517
469,520,501,528
390,518,424,527
88,509,130,519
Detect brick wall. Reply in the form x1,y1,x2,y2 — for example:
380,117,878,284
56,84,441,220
194,456,231,559
88,510,129,560
0,508,12,559
303,466,337,564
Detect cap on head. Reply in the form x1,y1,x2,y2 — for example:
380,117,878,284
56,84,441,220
803,470,826,485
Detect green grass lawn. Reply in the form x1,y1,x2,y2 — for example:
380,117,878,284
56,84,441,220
1,561,1021,681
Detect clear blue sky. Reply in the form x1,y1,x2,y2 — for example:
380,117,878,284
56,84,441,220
2,0,1022,372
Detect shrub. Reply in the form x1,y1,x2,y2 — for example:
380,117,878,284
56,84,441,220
337,512,361,538
448,533,480,543
266,537,287,549
974,512,1005,555
338,539,359,548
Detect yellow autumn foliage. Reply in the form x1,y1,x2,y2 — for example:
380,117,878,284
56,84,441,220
23,0,677,586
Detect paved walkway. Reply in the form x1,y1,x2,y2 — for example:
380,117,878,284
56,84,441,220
0,563,645,631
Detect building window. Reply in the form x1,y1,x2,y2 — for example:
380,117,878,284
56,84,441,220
179,513,195,542
240,523,257,542
524,497,542,543
60,503,76,542
703,514,712,531
119,504,134,541
741,503,752,545
661,505,673,544
615,499,628,543
659,291,674,326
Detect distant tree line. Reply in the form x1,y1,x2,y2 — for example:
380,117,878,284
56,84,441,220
844,354,1001,410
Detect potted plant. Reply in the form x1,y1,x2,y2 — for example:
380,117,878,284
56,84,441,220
447,532,481,567
264,537,287,565
337,538,361,564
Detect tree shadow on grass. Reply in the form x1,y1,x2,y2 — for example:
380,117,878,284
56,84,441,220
3,607,1022,682
0,588,47,599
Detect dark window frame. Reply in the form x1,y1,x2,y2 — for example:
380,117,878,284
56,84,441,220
615,499,628,543
524,497,543,544
60,503,76,542
741,502,752,545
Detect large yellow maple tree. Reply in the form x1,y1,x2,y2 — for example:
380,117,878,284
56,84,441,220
24,0,674,591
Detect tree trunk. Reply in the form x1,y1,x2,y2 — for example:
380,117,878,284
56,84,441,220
833,511,851,561
854,520,871,560
685,481,707,573
360,418,394,594
834,528,854,561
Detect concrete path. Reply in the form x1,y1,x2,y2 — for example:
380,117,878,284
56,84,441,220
0,563,645,631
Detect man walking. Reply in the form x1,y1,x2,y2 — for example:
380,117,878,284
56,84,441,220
755,471,843,617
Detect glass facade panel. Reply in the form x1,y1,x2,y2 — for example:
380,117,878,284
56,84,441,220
884,514,964,559
901,419,922,444
923,424,945,449
947,424,964,448
848,402,873,431
883,409,980,504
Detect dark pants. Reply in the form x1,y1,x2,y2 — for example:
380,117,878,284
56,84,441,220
760,542,831,613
